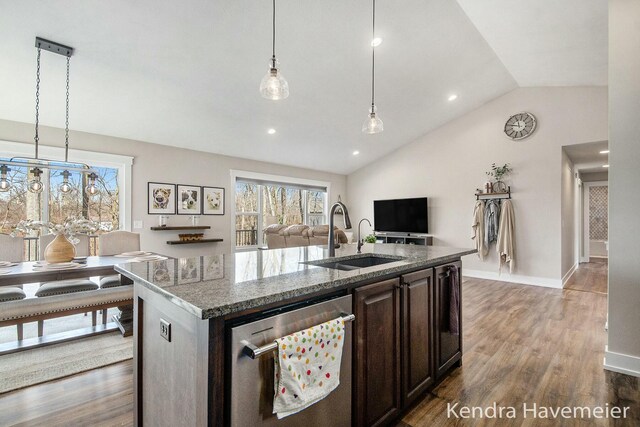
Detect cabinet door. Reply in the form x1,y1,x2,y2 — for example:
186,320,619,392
401,269,434,406
434,261,463,379
354,278,401,427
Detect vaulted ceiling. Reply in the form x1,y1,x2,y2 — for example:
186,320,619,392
0,0,607,174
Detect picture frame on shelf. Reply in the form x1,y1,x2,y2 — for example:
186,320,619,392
202,186,225,215
177,184,202,215
148,182,176,215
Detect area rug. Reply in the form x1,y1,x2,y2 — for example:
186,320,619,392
0,332,133,394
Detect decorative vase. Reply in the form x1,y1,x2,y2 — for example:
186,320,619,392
493,181,508,192
44,234,76,263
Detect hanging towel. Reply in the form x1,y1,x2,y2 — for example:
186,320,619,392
273,317,346,419
448,266,460,335
484,199,501,248
471,201,488,260
497,199,516,274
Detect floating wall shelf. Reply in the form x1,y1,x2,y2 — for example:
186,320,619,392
150,226,211,231
166,239,223,245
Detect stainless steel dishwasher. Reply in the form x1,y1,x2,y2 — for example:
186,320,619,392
229,294,353,426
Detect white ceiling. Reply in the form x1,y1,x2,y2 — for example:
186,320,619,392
0,0,606,174
456,0,608,87
564,140,609,173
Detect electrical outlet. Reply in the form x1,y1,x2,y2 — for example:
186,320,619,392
133,220,143,229
160,319,171,342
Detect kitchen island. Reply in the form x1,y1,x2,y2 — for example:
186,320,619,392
117,243,475,427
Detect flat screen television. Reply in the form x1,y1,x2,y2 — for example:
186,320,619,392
374,197,428,234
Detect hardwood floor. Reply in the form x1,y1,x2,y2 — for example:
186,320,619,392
1,264,638,426
565,259,608,294
0,361,133,427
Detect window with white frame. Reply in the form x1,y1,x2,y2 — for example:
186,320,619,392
0,140,132,233
233,172,329,248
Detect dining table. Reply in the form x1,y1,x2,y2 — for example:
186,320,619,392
0,255,163,338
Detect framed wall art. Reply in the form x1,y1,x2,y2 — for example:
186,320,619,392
148,182,176,215
177,184,202,215
202,186,225,215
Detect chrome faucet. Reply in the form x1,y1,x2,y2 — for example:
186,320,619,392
357,218,372,253
328,201,352,257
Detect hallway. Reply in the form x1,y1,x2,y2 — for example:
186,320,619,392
565,259,608,295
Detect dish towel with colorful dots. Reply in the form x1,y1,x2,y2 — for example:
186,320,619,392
273,317,346,419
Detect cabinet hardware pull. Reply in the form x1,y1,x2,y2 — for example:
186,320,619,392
242,313,355,360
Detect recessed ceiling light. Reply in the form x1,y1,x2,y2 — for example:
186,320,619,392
371,38,382,47
353,150,360,156
600,150,609,154
267,128,276,135
603,164,609,168
448,94,458,102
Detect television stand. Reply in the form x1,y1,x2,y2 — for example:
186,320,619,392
374,232,433,246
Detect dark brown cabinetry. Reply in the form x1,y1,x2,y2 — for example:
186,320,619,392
354,278,402,427
354,269,437,426
434,261,462,379
401,269,434,407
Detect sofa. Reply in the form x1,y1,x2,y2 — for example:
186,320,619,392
263,224,349,249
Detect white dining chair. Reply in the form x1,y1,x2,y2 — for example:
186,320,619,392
0,234,27,340
98,231,141,324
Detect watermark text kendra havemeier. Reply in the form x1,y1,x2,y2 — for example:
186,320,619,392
447,402,630,420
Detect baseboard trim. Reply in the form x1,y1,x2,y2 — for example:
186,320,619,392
604,346,640,378
580,256,590,263
463,269,562,289
561,263,578,287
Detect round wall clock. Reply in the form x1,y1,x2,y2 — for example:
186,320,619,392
504,112,537,140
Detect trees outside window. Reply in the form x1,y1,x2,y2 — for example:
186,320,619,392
235,180,326,248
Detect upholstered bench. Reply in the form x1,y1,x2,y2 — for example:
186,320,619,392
0,285,133,343
0,287,27,340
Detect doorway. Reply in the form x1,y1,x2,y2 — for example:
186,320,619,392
562,141,609,295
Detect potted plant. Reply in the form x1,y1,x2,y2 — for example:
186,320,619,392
364,234,377,244
13,217,99,263
485,163,512,192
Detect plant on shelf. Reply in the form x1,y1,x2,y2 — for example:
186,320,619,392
485,163,512,192
364,234,377,244
12,217,100,263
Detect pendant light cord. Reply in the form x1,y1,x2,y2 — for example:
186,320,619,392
271,0,277,68
34,47,41,159
371,0,376,109
64,56,70,163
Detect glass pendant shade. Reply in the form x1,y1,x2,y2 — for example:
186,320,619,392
28,168,44,194
0,165,10,192
260,66,289,100
85,172,99,195
59,170,72,194
362,107,384,134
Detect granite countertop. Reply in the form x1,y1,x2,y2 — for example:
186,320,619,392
115,244,476,320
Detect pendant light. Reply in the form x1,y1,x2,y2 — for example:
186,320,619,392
85,172,99,195
362,0,383,134
259,0,289,100
0,38,99,195
59,55,73,194
0,165,10,192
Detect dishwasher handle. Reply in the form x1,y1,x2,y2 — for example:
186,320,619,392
242,313,355,360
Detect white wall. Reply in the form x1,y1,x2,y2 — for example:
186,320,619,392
347,87,608,287
560,150,576,280
0,119,347,258
606,0,640,377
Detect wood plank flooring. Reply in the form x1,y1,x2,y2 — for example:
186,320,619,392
1,262,638,426
564,259,608,294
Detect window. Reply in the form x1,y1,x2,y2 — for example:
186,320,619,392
0,140,133,234
232,171,329,248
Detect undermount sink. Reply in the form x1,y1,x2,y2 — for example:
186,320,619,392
304,255,404,271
